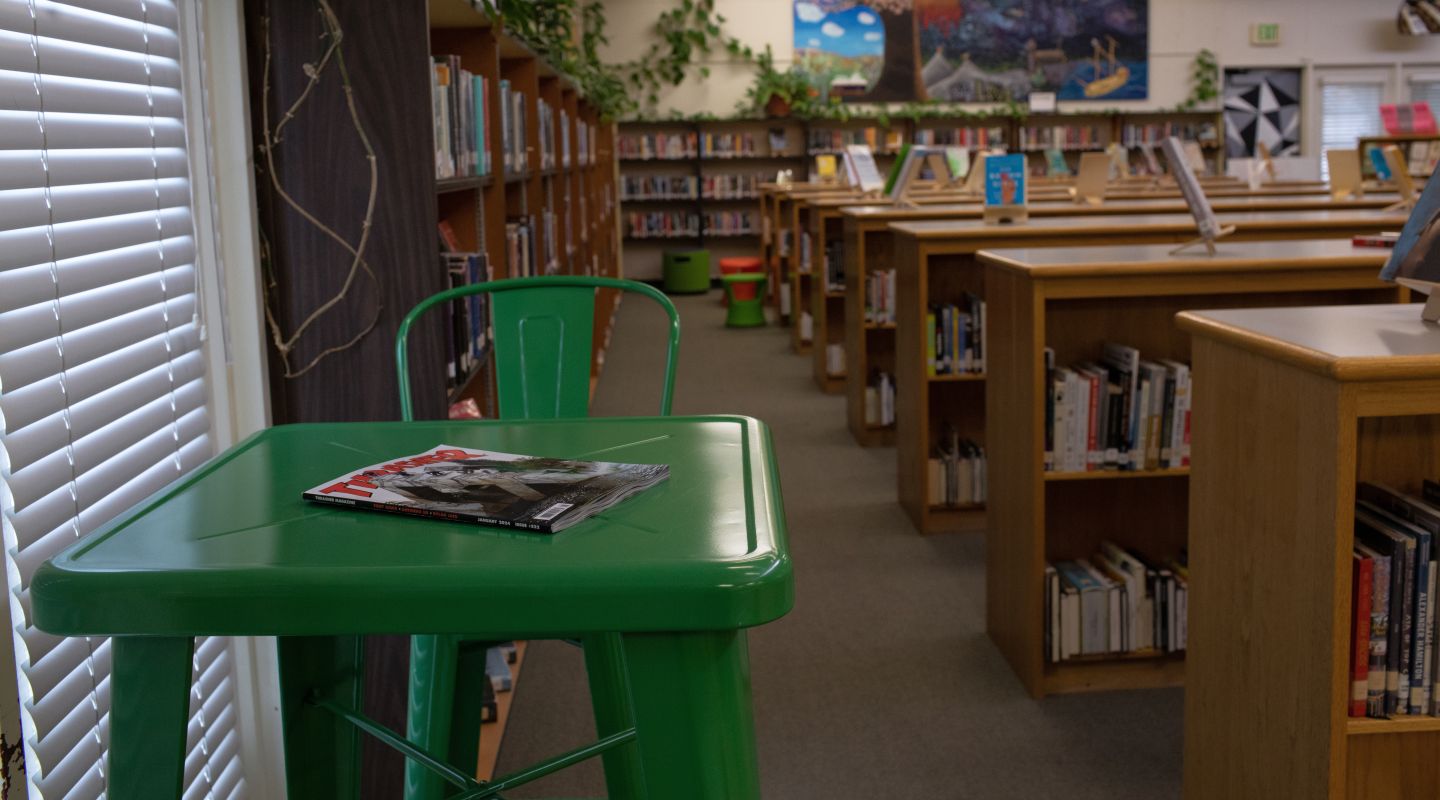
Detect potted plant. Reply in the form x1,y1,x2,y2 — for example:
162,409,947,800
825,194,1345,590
745,46,816,118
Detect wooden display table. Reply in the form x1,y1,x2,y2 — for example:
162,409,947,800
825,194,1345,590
1179,303,1440,800
980,241,1406,699
890,210,1407,535
839,198,1402,447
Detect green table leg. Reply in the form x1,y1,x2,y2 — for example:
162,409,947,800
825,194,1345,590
110,635,194,800
278,635,365,800
405,634,459,800
583,632,647,799
622,630,760,800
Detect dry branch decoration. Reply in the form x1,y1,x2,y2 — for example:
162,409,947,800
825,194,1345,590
258,0,381,378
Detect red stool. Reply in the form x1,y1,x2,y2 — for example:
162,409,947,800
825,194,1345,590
718,257,763,304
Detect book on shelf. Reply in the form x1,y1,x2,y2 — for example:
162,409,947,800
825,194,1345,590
537,98,556,170
625,211,700,239
618,131,698,160
925,295,986,377
504,216,538,276
441,251,492,386
798,231,812,273
302,444,670,533
864,371,896,427
560,109,571,168
431,57,492,180
824,238,844,291
702,210,756,236
865,269,896,324
913,126,1005,148
1120,121,1219,149
1020,124,1105,152
1043,343,1191,474
798,311,814,343
485,644,514,692
927,424,985,508
1354,232,1401,248
497,79,528,174
1351,483,1440,718
809,127,885,154
700,173,762,199
1046,544,1187,663
701,131,759,158
825,343,845,376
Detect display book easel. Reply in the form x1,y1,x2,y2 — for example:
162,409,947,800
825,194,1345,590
1159,135,1235,255
1382,150,1440,319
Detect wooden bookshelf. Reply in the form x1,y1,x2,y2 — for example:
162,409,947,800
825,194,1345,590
477,641,527,781
980,241,1407,699
1178,303,1440,800
1358,133,1440,178
427,8,619,414
841,196,1402,448
891,209,1407,535
617,118,807,285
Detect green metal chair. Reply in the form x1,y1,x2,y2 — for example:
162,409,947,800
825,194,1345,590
395,275,680,800
720,272,768,328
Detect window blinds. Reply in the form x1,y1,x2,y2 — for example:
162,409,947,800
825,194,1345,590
1319,79,1384,181
0,1,245,797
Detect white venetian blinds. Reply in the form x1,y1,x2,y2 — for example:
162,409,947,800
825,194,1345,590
0,1,244,797
1319,79,1384,181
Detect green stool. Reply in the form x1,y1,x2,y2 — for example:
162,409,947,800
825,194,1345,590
663,249,711,294
722,273,768,327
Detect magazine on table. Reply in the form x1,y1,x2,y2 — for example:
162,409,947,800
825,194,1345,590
303,444,669,533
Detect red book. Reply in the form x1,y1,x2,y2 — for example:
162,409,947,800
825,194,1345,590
1352,232,1400,249
438,220,462,252
1351,551,1373,717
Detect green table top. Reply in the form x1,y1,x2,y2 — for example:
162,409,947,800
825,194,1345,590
33,417,792,638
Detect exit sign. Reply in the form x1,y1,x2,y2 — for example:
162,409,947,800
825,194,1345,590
1251,23,1281,46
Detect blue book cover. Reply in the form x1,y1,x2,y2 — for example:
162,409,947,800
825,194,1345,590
1369,146,1392,180
984,153,1026,207
1381,165,1440,285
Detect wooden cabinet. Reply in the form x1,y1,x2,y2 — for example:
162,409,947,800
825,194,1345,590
1180,303,1440,800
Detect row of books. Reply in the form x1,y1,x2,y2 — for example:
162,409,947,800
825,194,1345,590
1044,344,1192,474
498,79,528,174
702,210,756,236
1046,544,1188,662
1371,140,1440,176
537,98,557,170
823,237,843,291
926,297,986,376
619,132,697,160
1017,124,1107,151
504,216,540,278
480,643,518,723
700,132,760,158
431,57,490,179
1349,482,1440,719
913,127,1006,148
865,269,896,325
807,127,904,154
864,371,896,428
928,426,986,507
618,174,763,201
1119,122,1219,148
626,211,698,239
441,251,492,387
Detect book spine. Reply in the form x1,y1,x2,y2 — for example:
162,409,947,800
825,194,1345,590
1368,551,1390,717
303,493,556,533
1352,554,1373,717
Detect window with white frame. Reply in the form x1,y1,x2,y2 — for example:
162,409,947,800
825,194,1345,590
1319,78,1384,182
0,1,245,797
1410,75,1440,113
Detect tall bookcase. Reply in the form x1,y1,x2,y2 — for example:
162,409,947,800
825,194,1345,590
981,243,1405,699
1179,303,1440,800
618,118,808,281
1357,133,1440,178
429,3,619,416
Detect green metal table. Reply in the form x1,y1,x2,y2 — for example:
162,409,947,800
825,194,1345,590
32,416,793,799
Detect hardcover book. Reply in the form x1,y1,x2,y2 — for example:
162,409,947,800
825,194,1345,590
303,444,669,533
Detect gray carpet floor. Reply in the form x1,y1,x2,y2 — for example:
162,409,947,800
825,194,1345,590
494,292,1183,798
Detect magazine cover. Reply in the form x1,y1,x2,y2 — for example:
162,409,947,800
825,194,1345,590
1381,162,1440,288
302,444,669,533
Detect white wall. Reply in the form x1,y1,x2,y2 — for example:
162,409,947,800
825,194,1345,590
600,0,1440,121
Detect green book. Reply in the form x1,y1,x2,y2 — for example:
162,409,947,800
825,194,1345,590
882,142,912,195
925,311,936,377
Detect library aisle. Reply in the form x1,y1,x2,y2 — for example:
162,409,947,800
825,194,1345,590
496,295,1182,798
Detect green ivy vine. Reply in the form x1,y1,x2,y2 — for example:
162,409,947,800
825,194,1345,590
1177,49,1219,111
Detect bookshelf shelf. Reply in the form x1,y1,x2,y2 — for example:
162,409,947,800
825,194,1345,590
1346,717,1440,737
437,175,493,193
981,243,1406,701
865,322,896,330
929,373,986,383
1179,304,1440,799
1043,467,1190,482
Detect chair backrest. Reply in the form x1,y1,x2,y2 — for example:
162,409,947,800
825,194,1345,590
396,276,680,422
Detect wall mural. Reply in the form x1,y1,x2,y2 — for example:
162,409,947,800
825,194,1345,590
794,0,1149,103
1223,68,1302,158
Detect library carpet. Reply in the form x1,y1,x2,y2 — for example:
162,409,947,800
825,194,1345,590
496,292,1183,799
